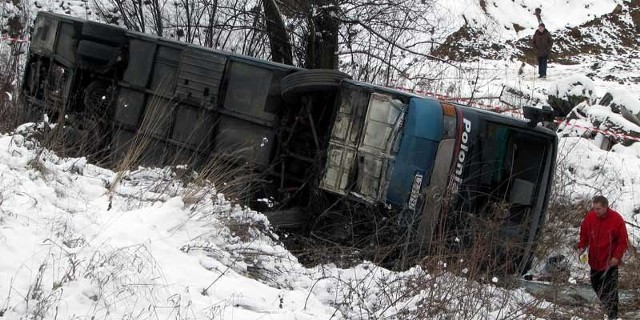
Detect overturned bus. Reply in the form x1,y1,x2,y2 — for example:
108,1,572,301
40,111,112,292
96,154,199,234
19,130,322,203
21,11,557,273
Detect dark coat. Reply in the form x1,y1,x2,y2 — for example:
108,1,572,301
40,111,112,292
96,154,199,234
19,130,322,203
531,29,553,57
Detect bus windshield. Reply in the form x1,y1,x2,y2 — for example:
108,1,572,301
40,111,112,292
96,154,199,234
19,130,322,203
456,121,550,219
440,111,556,273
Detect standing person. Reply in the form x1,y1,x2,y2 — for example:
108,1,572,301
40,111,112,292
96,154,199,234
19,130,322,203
533,8,543,25
531,23,553,78
575,196,629,319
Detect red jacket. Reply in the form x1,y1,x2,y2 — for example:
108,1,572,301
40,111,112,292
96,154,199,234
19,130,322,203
577,208,629,271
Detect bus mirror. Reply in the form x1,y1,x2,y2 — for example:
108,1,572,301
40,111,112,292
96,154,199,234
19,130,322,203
541,105,555,121
523,106,555,127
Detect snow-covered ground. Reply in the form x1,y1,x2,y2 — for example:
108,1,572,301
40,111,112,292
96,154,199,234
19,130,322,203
4,88,640,319
1,0,639,319
0,124,559,319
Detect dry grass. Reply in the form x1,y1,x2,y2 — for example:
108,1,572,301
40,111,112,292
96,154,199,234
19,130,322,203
100,74,261,207
0,45,26,133
108,93,169,190
178,146,259,208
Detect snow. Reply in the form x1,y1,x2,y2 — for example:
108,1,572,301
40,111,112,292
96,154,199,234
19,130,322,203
0,134,316,319
557,137,640,228
3,108,639,319
548,135,640,286
436,0,621,40
606,88,640,114
548,75,597,102
1,0,640,318
0,124,560,319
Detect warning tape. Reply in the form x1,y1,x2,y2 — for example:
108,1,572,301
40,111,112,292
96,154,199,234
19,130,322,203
0,43,634,142
394,86,640,142
0,36,29,43
393,86,520,114
556,120,640,142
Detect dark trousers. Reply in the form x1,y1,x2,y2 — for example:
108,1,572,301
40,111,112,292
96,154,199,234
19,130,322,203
590,267,619,319
537,56,548,77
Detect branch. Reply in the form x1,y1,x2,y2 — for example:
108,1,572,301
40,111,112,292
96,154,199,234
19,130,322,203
342,18,459,68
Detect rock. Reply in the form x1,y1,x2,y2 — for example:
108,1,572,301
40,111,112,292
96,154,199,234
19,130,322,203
599,92,614,106
7,15,24,38
598,90,640,127
620,108,640,127
560,102,640,148
500,85,545,111
547,75,597,116
547,95,577,116
542,254,569,277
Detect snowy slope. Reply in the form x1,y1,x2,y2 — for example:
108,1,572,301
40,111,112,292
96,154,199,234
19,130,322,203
1,115,638,319
0,124,557,319
436,0,621,41
557,137,640,223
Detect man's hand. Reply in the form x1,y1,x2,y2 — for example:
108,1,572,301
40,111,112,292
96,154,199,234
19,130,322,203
609,257,619,267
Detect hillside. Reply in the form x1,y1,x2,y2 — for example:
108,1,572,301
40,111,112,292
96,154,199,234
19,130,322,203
433,0,639,64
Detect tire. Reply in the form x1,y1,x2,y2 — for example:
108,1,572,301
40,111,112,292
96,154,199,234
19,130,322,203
77,40,120,68
84,80,114,115
281,69,351,101
81,21,127,45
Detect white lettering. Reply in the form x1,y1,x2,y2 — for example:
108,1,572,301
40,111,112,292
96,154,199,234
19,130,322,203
408,172,424,210
450,117,472,194
464,118,471,132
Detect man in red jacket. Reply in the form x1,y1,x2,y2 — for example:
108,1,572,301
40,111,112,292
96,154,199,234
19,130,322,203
576,196,629,319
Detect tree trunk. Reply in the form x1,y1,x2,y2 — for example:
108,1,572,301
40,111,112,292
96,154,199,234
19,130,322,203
305,0,339,69
262,0,293,65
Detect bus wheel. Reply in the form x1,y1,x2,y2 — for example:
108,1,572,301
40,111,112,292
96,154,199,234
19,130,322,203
84,80,113,115
281,69,350,101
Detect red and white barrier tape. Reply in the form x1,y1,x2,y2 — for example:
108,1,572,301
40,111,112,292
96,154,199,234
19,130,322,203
557,120,640,142
0,45,635,141
393,86,519,113
0,36,30,43
394,86,640,142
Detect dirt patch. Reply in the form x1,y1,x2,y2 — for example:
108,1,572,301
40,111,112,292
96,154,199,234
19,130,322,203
431,25,482,61
479,0,487,14
631,1,640,32
431,24,508,61
513,23,525,33
433,1,638,65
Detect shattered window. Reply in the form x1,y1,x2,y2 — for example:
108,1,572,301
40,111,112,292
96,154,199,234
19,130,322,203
361,93,404,152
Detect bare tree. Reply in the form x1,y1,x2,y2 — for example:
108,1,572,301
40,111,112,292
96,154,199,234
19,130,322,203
262,0,292,64
93,0,165,36
147,0,166,37
94,0,453,84
202,0,219,48
270,0,450,81
0,1,32,131
304,0,340,69
334,0,451,83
